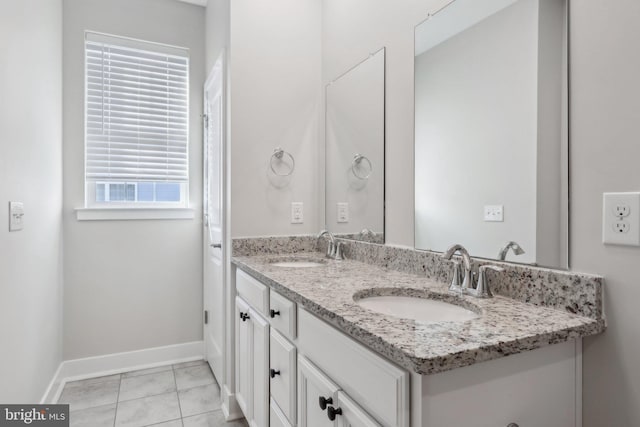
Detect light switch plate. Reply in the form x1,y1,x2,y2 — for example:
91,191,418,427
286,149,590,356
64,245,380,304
603,192,640,246
9,201,24,231
291,202,303,224
337,203,349,223
484,205,504,222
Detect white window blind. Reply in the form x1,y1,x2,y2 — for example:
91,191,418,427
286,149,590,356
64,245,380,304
85,32,189,183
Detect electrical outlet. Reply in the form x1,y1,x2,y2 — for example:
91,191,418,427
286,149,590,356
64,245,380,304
613,204,631,218
603,192,640,246
337,203,349,223
9,202,24,232
484,205,504,222
291,202,303,224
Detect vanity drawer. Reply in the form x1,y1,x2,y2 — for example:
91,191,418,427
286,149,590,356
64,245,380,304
269,290,297,339
270,329,297,425
297,308,409,427
236,269,269,316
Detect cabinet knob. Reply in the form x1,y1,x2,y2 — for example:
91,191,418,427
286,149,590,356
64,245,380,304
269,309,280,318
326,406,342,421
507,424,519,427
240,312,250,322
269,369,280,378
318,396,333,410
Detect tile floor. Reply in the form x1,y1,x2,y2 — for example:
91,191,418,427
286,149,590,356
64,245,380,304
58,360,249,427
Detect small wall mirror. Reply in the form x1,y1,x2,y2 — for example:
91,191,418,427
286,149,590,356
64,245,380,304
414,0,569,268
325,48,385,243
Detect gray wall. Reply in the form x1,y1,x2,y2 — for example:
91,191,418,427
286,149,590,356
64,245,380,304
0,0,64,402
572,1,640,424
62,0,206,359
229,0,322,237
323,0,640,424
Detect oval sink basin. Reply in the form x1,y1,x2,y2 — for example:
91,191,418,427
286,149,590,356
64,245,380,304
356,295,479,322
269,258,326,268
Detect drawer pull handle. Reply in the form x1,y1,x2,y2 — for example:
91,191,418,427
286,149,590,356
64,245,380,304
269,369,280,378
318,396,333,410
269,309,280,318
240,312,250,322
327,406,342,421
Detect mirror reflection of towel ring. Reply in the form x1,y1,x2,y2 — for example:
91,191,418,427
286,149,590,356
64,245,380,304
351,154,372,180
270,147,295,176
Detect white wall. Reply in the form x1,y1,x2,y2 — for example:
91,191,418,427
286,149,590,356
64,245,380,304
325,49,385,235
229,0,322,237
323,0,640,424
0,0,64,402
572,1,640,425
62,0,206,359
414,0,538,263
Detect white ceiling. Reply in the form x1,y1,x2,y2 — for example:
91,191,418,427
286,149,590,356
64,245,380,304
175,0,207,7
415,0,518,56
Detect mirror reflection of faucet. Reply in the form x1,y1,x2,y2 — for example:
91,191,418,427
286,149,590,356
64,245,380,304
498,241,525,261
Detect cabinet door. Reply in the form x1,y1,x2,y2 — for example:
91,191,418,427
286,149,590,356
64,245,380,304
235,297,253,420
335,391,380,427
251,308,270,427
298,356,339,427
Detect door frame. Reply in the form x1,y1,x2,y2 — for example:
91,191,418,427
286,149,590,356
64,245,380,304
203,50,238,419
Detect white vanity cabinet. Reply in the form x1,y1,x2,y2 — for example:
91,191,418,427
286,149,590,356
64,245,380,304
235,296,270,427
233,267,580,427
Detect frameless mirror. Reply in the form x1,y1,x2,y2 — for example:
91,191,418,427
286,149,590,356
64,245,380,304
414,0,569,268
325,48,385,243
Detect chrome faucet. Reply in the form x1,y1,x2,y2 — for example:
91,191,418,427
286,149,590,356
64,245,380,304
468,265,505,298
498,241,525,261
317,230,343,260
442,244,474,295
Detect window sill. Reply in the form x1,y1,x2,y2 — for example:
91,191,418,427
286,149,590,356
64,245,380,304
75,207,195,221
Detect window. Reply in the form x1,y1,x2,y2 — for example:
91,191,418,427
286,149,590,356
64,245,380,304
85,32,189,208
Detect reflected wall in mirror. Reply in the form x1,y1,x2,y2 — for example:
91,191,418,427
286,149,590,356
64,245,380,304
414,0,568,268
325,48,385,243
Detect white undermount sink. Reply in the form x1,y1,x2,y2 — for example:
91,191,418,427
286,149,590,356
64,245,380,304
270,259,325,268
356,295,479,322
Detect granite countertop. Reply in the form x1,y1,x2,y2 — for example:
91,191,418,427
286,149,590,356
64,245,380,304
232,252,605,375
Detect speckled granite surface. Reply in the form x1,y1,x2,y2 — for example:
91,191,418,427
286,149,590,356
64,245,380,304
233,235,604,319
232,252,605,375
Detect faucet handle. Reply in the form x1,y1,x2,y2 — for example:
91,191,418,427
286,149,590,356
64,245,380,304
326,241,335,258
472,265,505,298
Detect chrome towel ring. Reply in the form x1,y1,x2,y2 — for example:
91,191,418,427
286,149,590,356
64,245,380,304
270,147,295,176
351,154,372,180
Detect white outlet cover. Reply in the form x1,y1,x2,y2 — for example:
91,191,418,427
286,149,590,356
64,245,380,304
337,202,349,223
291,202,303,224
484,205,504,222
9,201,24,231
603,192,640,246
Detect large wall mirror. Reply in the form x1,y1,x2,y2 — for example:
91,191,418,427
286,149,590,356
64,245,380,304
325,48,385,243
414,0,569,268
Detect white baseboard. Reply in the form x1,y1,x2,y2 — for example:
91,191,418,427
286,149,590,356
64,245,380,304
221,384,244,421
41,341,204,404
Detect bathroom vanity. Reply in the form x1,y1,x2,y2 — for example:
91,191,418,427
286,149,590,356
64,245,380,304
230,239,604,427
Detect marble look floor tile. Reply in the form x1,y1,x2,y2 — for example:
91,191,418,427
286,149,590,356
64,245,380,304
172,360,206,370
183,411,248,427
178,384,221,417
115,392,181,427
69,403,116,427
118,370,176,402
148,420,183,427
122,365,173,379
174,365,214,391
59,378,120,411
